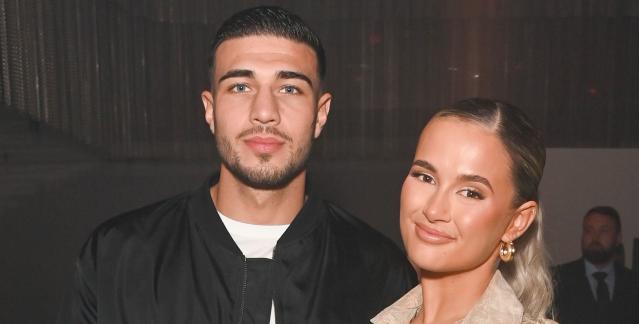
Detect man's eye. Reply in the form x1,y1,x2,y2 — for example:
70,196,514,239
231,84,249,92
280,86,300,94
459,189,484,200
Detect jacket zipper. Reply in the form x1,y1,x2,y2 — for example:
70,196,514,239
238,256,248,324
272,246,279,324
274,298,281,324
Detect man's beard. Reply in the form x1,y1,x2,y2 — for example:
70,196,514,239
583,242,616,264
215,126,312,190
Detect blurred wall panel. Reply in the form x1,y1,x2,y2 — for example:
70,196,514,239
1,0,638,160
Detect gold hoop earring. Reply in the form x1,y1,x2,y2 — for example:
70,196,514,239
499,241,516,262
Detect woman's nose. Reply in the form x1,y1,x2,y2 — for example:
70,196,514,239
422,190,450,222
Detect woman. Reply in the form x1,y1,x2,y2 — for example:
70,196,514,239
372,98,556,323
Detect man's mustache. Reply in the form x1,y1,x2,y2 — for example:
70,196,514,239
585,242,605,250
237,126,292,142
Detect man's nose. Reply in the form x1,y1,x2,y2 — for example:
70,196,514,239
250,89,280,125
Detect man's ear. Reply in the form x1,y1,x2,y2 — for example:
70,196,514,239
501,201,538,243
313,92,332,138
616,230,623,245
201,90,215,133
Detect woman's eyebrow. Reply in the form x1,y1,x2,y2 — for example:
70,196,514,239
412,159,436,172
458,174,494,193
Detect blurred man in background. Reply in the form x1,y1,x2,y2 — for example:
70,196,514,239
554,206,639,324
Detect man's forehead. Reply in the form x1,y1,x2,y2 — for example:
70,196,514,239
584,212,615,226
214,36,317,69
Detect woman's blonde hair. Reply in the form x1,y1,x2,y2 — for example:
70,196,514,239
435,98,553,319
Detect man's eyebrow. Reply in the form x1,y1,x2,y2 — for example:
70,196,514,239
277,70,313,87
459,174,494,193
218,69,254,83
412,160,437,173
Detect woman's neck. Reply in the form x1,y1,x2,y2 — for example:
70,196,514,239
413,260,497,324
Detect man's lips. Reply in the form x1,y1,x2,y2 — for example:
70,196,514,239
414,223,456,244
244,136,285,154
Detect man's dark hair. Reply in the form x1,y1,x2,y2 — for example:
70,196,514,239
208,6,326,86
585,206,622,233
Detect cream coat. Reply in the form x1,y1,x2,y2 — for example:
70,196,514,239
371,271,556,324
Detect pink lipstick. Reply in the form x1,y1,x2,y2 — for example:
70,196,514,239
414,223,455,244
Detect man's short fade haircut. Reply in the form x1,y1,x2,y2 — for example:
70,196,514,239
208,6,326,86
585,205,622,234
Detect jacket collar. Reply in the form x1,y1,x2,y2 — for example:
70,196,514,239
371,271,524,323
581,257,629,301
461,270,523,323
188,173,323,255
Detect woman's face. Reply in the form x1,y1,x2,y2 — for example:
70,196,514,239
400,117,520,273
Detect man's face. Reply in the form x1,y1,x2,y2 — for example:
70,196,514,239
201,36,331,189
581,212,621,265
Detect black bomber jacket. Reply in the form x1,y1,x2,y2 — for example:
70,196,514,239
60,175,417,324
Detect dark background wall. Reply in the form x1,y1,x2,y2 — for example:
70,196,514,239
1,1,639,323
2,0,639,159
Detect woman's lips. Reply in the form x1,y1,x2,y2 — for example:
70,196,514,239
244,136,285,154
414,223,455,244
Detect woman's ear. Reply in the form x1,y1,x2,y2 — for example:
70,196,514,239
501,201,538,242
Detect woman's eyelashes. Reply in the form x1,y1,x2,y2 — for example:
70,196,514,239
411,171,436,185
458,188,484,200
410,169,486,200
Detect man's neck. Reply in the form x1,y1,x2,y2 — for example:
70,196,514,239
584,257,615,271
210,167,306,225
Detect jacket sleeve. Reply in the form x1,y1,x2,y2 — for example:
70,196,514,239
57,234,99,324
394,254,418,293
379,244,418,308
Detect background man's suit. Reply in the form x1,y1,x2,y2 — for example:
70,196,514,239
554,258,639,324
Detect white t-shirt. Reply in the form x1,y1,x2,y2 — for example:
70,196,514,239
218,212,289,324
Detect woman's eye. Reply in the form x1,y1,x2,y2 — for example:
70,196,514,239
411,172,435,184
231,84,249,92
280,85,300,94
460,189,484,200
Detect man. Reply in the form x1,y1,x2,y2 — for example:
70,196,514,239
59,6,416,324
554,206,639,324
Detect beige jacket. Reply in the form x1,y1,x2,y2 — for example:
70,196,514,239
371,271,556,324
